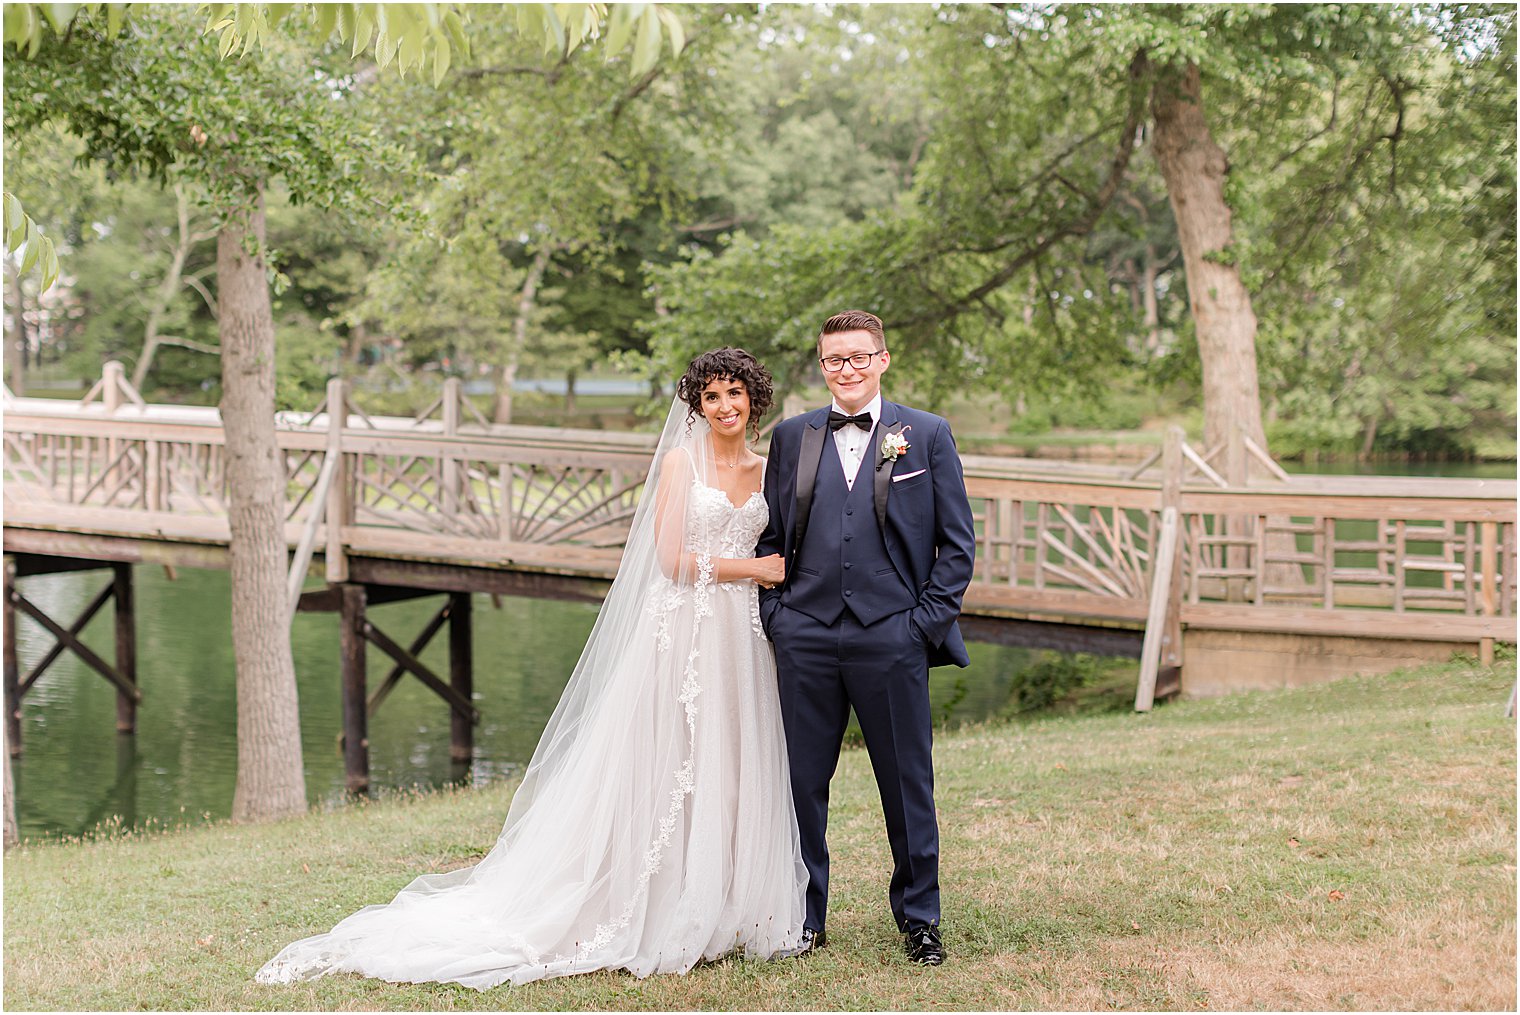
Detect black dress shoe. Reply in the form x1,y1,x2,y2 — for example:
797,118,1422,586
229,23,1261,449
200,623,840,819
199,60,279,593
797,928,827,955
905,925,944,965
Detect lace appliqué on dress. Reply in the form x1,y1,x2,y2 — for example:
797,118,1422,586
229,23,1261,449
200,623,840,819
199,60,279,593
748,586,765,639
573,534,722,963
575,611,705,962
691,553,713,620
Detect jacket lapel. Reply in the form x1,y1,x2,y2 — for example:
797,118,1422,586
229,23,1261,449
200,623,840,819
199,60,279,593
873,402,904,531
790,410,829,562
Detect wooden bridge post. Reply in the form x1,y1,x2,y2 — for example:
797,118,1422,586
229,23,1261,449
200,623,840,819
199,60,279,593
449,591,473,763
3,557,19,757
103,361,124,498
112,563,137,734
339,582,369,792
1160,426,1185,692
1136,507,1180,712
442,377,460,520
1137,426,1187,710
1224,421,1249,602
1480,520,1497,666
325,378,350,584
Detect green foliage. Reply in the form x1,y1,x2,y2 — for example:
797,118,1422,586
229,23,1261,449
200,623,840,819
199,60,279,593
8,3,1512,459
650,4,1151,404
356,219,529,379
3,193,61,291
201,3,471,87
679,8,930,239
2,3,129,56
5,6,421,222
343,5,725,395
1242,8,1517,457
273,318,338,410
652,3,1514,456
4,4,690,90
995,652,1130,717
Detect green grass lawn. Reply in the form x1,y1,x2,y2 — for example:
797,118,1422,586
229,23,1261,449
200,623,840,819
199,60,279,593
4,657,1514,1011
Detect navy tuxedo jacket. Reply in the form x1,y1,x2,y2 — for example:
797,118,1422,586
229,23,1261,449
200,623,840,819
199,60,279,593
757,400,976,668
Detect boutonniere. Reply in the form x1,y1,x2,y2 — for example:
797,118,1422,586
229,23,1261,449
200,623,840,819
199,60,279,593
878,426,911,470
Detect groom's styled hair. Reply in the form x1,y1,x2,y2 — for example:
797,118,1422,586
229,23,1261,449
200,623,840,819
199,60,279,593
817,310,886,356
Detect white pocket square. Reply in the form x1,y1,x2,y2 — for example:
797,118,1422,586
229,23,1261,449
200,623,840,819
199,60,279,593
892,469,927,483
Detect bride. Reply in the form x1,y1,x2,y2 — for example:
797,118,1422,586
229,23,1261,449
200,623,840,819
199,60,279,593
256,348,806,989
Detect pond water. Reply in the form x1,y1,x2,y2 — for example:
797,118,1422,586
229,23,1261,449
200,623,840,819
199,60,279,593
8,566,1049,841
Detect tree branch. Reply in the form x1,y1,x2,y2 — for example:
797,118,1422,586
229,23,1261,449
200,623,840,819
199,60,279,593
901,127,931,188
1032,250,1068,350
678,214,754,234
1379,73,1407,198
151,335,221,355
1273,75,1341,171
1262,80,1394,286
610,16,719,122
182,272,219,320
457,63,565,84
611,64,664,121
899,50,1150,330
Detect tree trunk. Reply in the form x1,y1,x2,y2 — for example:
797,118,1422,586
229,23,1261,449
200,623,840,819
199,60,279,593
217,190,307,822
493,246,551,424
493,359,517,424
346,320,369,365
1140,243,1161,353
1151,60,1303,599
132,189,197,391
565,366,577,414
1150,60,1267,469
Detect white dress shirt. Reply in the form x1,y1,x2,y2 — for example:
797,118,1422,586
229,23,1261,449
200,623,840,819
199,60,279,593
830,393,882,491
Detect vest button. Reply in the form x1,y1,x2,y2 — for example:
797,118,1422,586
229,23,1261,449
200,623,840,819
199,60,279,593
843,534,852,542
843,562,852,570
846,508,853,516
844,590,853,597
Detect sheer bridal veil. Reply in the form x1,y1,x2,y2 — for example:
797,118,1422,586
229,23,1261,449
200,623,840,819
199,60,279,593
504,395,729,838
256,397,793,988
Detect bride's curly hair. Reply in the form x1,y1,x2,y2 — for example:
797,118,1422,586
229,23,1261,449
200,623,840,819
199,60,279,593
677,347,775,441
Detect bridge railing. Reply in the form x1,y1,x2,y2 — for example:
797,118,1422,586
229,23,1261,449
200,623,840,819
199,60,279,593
4,378,1514,651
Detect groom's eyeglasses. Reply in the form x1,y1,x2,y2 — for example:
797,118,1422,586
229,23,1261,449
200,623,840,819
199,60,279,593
819,350,885,373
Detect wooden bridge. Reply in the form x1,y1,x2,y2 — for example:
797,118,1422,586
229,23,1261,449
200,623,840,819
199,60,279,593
5,367,1515,788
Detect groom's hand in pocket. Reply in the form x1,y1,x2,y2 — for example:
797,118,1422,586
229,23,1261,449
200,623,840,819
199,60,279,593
757,583,783,640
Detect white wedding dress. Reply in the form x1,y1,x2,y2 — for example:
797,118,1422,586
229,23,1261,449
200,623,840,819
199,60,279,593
256,412,807,990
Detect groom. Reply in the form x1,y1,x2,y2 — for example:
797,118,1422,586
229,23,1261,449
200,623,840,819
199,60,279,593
757,310,976,965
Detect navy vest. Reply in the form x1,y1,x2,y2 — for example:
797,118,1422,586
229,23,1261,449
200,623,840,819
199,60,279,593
783,435,915,627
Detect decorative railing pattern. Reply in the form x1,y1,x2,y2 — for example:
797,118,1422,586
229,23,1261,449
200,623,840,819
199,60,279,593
964,477,1162,621
4,383,1514,654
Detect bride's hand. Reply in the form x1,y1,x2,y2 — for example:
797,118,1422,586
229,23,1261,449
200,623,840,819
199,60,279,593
751,554,785,589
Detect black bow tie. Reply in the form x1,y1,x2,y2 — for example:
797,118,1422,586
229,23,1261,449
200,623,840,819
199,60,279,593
828,410,873,432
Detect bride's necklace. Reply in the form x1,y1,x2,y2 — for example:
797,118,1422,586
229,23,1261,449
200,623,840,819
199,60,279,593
711,434,747,471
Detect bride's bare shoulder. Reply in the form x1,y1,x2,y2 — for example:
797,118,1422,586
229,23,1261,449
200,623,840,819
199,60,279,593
657,447,697,483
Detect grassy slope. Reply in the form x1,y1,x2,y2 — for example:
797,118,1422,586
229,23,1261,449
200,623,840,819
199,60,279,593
4,658,1514,1011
